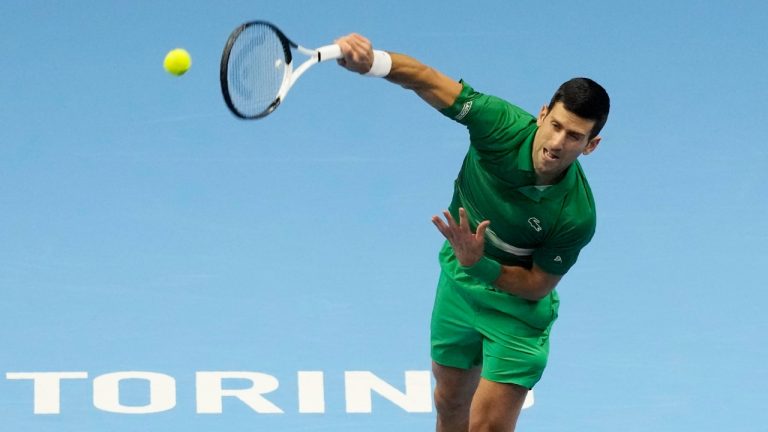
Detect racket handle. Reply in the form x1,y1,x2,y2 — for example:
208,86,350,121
316,44,343,62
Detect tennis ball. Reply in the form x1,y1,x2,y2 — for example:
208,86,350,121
163,48,191,76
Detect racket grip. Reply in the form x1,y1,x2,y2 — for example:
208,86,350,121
317,44,343,62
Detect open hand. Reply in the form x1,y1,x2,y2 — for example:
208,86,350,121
431,208,490,267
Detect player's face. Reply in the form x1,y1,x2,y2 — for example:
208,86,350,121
532,102,600,185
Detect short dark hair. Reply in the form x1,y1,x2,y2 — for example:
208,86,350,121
548,78,610,139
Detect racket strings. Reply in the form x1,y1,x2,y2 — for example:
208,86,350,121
227,24,288,117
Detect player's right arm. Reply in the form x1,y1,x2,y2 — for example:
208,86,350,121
335,33,462,109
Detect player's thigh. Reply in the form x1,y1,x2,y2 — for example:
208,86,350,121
476,301,553,388
431,272,484,369
469,378,528,430
432,361,481,409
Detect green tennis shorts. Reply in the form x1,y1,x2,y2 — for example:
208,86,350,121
430,269,560,389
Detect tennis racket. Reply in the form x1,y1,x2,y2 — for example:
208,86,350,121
220,21,343,120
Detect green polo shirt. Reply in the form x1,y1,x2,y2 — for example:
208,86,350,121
439,81,596,277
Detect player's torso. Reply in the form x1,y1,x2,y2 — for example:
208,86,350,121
453,190,557,267
451,149,585,267
441,84,595,272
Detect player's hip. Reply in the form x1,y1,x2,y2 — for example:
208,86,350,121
437,242,559,331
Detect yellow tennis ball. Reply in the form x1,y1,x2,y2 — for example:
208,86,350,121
163,48,191,76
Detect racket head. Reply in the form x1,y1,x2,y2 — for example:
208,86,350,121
220,21,295,119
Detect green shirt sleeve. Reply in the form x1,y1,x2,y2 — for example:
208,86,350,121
533,223,594,275
534,195,596,275
440,81,537,154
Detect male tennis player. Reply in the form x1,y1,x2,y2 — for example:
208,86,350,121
336,34,609,431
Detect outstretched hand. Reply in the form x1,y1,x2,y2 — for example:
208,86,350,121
431,208,490,267
334,33,374,74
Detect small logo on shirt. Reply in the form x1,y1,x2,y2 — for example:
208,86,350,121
455,101,473,120
528,217,542,232
554,256,562,263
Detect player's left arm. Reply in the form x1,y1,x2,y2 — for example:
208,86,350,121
432,208,562,301
492,264,562,301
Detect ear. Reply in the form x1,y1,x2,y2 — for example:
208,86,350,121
582,136,601,155
536,105,549,126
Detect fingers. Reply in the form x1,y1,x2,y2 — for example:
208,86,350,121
430,208,489,239
431,212,454,241
335,33,370,46
475,220,490,240
443,210,457,227
458,208,469,231
334,33,373,74
431,215,448,237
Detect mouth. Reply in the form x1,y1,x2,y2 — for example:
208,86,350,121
543,148,559,161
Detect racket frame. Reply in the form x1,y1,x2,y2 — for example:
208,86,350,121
220,20,342,119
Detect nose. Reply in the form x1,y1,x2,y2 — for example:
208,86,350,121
550,131,567,150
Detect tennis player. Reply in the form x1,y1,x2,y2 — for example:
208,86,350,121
336,33,610,431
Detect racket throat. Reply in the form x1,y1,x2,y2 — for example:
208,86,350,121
267,98,282,115
276,62,295,101
283,45,341,98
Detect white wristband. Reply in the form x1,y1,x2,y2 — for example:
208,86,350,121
365,50,392,77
